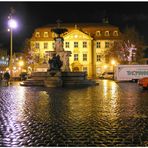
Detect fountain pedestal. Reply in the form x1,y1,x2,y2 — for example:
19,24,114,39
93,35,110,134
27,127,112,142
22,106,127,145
44,71,62,87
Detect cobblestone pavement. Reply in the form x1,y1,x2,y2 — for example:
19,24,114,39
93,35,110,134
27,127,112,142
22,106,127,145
0,80,148,146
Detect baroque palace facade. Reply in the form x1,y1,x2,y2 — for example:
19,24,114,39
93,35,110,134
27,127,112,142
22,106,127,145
30,22,120,78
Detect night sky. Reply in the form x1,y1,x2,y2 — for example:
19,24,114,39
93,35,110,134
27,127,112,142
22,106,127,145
1,1,148,53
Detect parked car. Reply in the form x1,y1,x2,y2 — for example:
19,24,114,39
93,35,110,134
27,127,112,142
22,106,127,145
99,72,114,79
138,77,148,89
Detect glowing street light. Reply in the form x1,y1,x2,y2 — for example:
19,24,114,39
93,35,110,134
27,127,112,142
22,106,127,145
111,59,116,66
18,60,24,67
8,19,17,29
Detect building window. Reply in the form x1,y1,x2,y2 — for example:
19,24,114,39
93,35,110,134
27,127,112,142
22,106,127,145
105,31,110,36
44,42,48,49
35,42,40,49
96,42,101,48
44,32,48,37
65,42,69,48
74,42,78,48
52,42,55,49
96,31,101,36
83,42,87,48
83,67,87,72
105,42,110,48
83,54,87,61
74,54,78,61
113,31,118,36
35,32,40,37
96,55,101,62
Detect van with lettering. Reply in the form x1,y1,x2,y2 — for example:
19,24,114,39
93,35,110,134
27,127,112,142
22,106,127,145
114,65,148,82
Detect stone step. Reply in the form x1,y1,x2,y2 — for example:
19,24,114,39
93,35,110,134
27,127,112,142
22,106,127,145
20,80,44,86
29,77,47,80
31,72,47,77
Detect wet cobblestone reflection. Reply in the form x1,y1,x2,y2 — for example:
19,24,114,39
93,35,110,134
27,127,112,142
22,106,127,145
0,80,148,146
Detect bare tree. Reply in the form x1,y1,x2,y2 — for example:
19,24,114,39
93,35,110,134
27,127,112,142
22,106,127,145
105,27,144,64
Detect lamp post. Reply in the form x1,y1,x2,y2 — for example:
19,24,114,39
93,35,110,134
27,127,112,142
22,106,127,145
8,18,17,77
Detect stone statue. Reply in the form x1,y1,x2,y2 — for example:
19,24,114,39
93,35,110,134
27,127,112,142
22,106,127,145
48,54,63,71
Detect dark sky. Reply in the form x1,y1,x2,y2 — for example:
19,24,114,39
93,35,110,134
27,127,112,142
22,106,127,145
1,1,148,53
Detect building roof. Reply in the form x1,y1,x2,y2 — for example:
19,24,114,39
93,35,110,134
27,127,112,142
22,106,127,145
31,22,121,41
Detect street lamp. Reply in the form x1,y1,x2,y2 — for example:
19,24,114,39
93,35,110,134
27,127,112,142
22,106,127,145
8,18,17,77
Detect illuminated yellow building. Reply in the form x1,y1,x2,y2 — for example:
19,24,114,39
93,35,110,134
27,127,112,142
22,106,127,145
30,22,120,78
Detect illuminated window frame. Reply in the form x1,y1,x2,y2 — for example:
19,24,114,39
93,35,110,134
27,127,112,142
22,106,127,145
74,54,78,61
35,32,40,37
52,42,55,49
96,31,101,36
74,42,78,48
96,42,101,48
83,42,87,48
96,54,101,62
105,31,110,36
113,31,118,36
65,42,70,48
44,42,48,49
44,32,49,37
83,54,87,61
105,42,110,48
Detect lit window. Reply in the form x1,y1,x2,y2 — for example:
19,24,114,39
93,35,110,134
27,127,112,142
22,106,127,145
105,42,110,48
35,42,40,49
83,54,87,61
74,54,78,61
65,42,70,48
35,32,40,37
96,42,101,48
105,31,110,36
83,67,87,72
52,42,55,49
83,42,87,48
44,42,48,49
96,55,101,62
44,32,48,37
96,31,101,36
74,42,78,48
113,31,118,36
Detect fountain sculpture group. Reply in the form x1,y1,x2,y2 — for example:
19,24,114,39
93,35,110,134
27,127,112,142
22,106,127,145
20,25,96,87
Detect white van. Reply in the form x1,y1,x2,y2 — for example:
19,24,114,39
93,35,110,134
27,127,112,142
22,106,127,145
114,65,148,81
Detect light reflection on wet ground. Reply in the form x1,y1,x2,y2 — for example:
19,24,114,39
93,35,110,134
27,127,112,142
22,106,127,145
0,80,148,146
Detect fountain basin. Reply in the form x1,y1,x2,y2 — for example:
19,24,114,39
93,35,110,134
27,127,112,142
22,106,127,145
20,71,96,87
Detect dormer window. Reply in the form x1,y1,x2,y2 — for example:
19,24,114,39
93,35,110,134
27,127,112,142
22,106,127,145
96,31,101,36
44,32,48,37
35,32,40,37
113,31,118,36
105,31,110,36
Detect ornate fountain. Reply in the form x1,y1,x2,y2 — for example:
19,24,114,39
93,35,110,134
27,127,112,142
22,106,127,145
47,20,71,72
